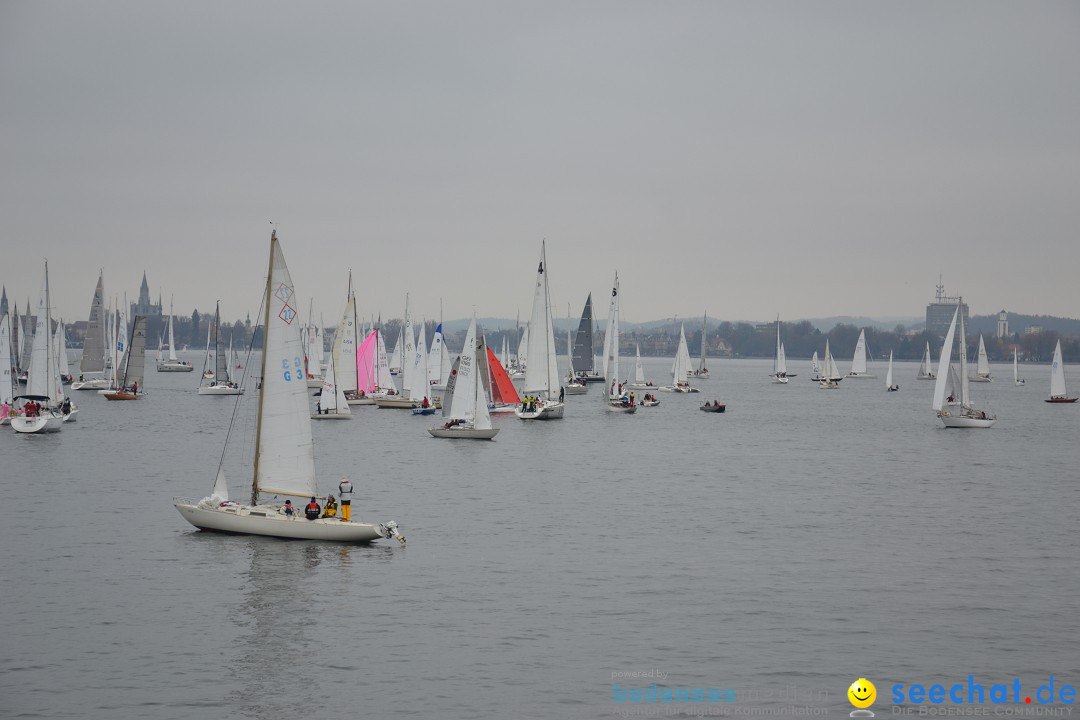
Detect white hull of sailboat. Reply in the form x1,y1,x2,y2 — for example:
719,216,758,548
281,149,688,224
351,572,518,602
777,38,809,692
917,373,936,380
937,411,996,428
375,397,420,409
488,403,518,414
63,407,79,422
198,384,244,396
845,373,875,379
514,401,564,419
72,378,110,391
658,384,699,393
156,361,194,372
563,385,587,395
969,375,992,383
689,370,710,379
311,411,352,420
605,402,637,413
771,375,789,384
346,396,378,405
174,501,389,542
818,379,841,389
11,413,65,433
428,426,499,440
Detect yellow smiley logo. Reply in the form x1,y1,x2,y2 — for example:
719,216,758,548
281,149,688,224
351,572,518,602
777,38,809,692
848,678,876,709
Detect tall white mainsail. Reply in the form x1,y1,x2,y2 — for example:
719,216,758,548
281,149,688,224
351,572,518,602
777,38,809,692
523,241,561,400
974,335,991,380
849,329,869,376
672,323,692,387
1049,340,1068,399
80,272,107,375
445,317,492,430
26,267,54,400
253,232,317,501
410,323,430,402
331,288,358,396
603,273,622,399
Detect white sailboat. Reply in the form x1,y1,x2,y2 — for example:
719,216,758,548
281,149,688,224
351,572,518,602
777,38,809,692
511,321,529,379
11,262,65,433
1013,348,1024,386
157,300,193,371
771,316,788,384
917,341,935,380
330,282,362,404
602,273,636,413
1045,340,1077,403
846,329,875,378
174,231,405,544
429,317,498,439
515,241,564,419
428,321,451,392
563,308,587,394
691,313,710,378
312,346,352,420
626,344,654,390
885,350,899,391
932,300,996,427
971,334,992,382
72,273,112,391
198,302,242,395
658,323,699,393
104,316,147,401
376,297,421,409
810,351,822,380
818,339,842,389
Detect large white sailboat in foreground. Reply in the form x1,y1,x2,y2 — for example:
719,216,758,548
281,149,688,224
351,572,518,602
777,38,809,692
515,241,564,420
174,231,404,544
429,317,498,439
932,301,996,427
1045,340,1077,403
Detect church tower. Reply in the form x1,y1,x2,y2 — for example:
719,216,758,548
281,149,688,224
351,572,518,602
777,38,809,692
130,271,163,317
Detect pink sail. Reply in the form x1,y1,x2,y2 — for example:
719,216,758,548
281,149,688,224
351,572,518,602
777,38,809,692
356,331,377,393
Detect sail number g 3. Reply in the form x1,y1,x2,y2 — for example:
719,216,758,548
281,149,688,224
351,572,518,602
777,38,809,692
282,356,303,381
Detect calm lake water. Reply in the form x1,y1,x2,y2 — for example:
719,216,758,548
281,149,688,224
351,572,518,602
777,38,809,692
3,353,1078,719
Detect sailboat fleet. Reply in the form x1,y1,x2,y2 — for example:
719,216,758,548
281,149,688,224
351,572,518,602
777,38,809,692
7,244,1078,553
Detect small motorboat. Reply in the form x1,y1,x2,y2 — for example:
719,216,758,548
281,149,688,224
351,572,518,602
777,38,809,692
699,400,726,413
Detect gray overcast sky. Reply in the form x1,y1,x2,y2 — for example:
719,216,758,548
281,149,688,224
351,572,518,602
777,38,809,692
2,1,1078,327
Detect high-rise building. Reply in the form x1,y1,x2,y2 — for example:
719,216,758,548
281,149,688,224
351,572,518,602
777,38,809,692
130,271,163,318
925,277,968,340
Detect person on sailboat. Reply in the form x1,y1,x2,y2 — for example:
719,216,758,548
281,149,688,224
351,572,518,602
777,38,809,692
338,478,353,522
559,386,565,402
322,495,338,518
283,500,295,516
132,381,138,395
305,497,321,520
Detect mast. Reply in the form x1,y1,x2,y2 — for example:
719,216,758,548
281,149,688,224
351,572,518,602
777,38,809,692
251,230,276,505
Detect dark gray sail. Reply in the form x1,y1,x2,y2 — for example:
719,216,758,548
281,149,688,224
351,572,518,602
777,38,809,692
572,294,595,374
